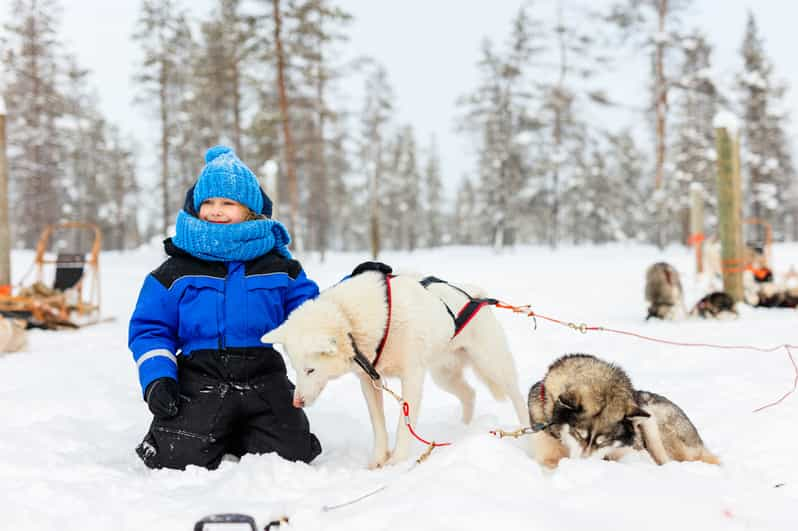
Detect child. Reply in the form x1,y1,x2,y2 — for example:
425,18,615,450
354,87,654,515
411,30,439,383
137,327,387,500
129,145,321,470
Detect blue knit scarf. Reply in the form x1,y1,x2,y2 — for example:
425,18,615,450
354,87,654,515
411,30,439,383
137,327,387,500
173,210,292,262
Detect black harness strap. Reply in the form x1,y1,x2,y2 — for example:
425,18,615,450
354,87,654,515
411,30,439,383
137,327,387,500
347,273,394,382
419,276,457,322
348,332,381,381
419,276,498,337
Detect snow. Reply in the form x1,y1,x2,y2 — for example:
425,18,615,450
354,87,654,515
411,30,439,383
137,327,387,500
513,131,534,146
2,243,798,530
740,70,768,90
652,31,671,46
713,110,741,136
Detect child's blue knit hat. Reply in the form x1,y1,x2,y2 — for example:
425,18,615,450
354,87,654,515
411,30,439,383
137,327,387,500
193,145,264,214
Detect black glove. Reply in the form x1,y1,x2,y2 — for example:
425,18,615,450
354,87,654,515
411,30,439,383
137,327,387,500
351,261,392,277
145,377,180,419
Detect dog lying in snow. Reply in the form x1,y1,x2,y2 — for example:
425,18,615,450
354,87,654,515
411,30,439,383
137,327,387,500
261,268,529,468
527,354,719,468
690,291,737,319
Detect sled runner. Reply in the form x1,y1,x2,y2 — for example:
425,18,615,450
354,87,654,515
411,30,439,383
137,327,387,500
0,222,110,329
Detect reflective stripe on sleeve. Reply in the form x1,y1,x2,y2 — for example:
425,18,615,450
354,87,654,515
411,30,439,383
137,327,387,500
136,349,177,368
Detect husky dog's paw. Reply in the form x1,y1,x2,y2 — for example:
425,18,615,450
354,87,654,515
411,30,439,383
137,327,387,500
384,452,409,467
368,450,391,469
530,431,568,469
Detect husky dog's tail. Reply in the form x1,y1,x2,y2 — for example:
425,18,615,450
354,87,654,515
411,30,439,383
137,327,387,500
698,449,721,465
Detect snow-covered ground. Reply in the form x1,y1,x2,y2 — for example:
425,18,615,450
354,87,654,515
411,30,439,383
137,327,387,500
2,242,797,530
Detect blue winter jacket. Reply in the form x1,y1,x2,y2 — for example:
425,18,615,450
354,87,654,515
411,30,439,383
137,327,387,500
128,239,319,397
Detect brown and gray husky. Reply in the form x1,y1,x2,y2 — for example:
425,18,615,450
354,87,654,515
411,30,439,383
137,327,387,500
645,262,686,320
527,354,719,468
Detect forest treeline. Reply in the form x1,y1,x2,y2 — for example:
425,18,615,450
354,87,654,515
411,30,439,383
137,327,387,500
3,0,795,253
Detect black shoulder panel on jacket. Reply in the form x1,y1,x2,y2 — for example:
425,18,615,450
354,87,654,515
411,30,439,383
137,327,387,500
245,249,302,279
151,256,227,289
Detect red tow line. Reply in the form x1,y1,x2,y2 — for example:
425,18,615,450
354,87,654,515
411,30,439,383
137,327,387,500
402,402,451,447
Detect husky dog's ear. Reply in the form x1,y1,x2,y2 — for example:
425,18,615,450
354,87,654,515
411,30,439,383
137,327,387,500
557,392,579,411
261,326,286,345
626,405,651,419
551,391,583,425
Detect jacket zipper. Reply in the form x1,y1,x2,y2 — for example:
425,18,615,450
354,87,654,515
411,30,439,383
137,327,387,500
219,265,228,351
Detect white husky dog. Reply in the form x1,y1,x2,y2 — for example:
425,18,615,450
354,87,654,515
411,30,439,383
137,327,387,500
261,271,529,468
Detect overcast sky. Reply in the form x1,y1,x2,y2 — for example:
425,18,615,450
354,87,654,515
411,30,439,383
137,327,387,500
3,1,797,201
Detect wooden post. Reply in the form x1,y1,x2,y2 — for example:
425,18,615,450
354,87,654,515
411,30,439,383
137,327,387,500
689,183,704,273
714,116,744,302
0,94,10,291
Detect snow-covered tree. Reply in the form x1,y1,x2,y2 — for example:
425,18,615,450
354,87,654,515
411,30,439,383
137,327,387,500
358,64,394,257
667,30,718,243
459,7,543,249
132,0,194,236
286,0,353,256
607,0,694,246
2,0,66,247
422,136,444,247
533,0,613,247
453,176,479,245
737,11,795,242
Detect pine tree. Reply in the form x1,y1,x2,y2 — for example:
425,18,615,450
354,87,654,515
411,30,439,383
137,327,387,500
195,0,259,153
102,126,140,250
453,176,478,245
358,64,394,258
607,0,692,189
423,136,444,247
397,125,420,250
62,57,93,233
379,127,404,250
132,0,194,236
325,121,356,250
534,0,612,247
459,17,540,249
607,0,693,246
604,130,651,241
2,0,66,247
668,30,718,243
737,11,795,243
285,0,353,257
267,0,301,239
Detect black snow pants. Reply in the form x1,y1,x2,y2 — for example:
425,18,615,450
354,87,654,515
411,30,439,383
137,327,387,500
136,347,321,470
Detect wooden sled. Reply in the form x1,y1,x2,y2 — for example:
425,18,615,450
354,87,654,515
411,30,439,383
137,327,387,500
0,222,113,329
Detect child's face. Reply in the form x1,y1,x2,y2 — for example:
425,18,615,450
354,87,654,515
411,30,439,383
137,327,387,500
198,197,250,224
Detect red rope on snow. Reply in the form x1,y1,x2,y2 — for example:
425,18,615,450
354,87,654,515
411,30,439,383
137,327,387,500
752,345,798,413
381,301,796,455
494,301,798,413
401,402,451,447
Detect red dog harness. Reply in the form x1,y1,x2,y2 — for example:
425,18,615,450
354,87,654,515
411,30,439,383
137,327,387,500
350,274,498,381
419,276,498,338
